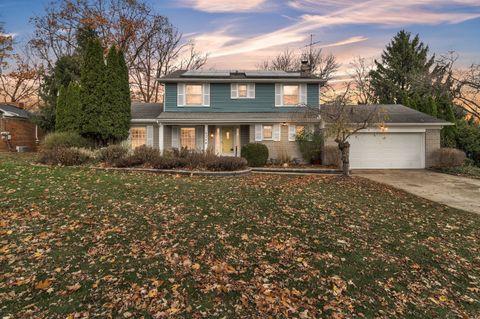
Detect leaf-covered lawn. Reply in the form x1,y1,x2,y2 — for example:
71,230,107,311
0,154,479,318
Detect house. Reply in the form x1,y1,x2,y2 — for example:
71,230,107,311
0,104,40,152
129,68,451,169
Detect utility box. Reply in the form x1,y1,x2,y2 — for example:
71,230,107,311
16,146,30,152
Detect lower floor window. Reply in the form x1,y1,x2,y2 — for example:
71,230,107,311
131,127,146,149
263,125,273,139
181,127,196,149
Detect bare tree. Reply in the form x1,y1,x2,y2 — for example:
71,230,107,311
0,22,14,74
0,46,41,108
29,0,207,102
453,64,480,120
349,56,376,105
259,48,339,84
301,82,385,176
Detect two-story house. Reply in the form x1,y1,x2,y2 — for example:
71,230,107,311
130,67,451,169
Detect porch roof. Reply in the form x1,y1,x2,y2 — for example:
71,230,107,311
156,112,321,124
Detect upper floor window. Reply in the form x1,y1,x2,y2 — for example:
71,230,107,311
186,84,203,105
275,83,307,106
231,83,255,99
177,83,210,107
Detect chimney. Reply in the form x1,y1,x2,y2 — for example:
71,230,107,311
300,59,311,77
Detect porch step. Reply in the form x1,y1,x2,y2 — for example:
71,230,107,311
251,167,342,175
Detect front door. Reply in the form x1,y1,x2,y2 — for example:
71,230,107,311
221,127,234,155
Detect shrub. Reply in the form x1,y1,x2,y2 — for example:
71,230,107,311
241,143,269,167
132,145,161,165
41,132,89,150
323,145,342,168
151,157,188,169
205,156,247,171
98,144,129,166
431,148,466,168
37,147,90,166
296,131,323,164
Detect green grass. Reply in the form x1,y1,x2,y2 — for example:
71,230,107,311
0,153,479,318
434,165,480,179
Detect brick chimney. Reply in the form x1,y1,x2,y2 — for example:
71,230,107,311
300,59,311,77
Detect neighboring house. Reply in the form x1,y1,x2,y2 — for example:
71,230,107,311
129,67,451,169
0,104,40,152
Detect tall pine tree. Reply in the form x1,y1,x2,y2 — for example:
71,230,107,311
55,85,68,131
117,49,131,141
370,30,435,104
64,82,82,132
79,37,108,144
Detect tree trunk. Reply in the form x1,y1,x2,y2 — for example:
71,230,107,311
338,141,351,176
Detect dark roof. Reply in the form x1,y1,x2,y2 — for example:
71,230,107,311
321,104,452,125
131,102,163,120
0,104,30,119
161,69,325,83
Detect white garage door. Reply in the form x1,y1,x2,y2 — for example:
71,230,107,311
349,132,425,169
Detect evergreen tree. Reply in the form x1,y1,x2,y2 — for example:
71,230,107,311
79,37,108,144
117,49,131,141
370,30,435,104
104,46,121,142
55,85,68,131
64,82,82,132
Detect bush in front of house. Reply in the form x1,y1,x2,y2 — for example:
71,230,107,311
241,143,269,167
41,132,90,150
37,147,90,166
205,156,248,171
431,148,466,168
131,145,161,166
296,130,323,164
323,145,342,168
98,144,129,166
151,156,188,169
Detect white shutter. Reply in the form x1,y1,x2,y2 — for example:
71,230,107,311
255,124,263,141
288,125,296,141
273,124,281,141
196,126,204,151
177,83,185,106
202,83,210,106
248,83,255,98
231,83,238,99
171,126,179,149
275,84,282,106
300,84,307,105
146,125,153,146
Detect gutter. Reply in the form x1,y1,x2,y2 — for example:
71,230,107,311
161,78,326,84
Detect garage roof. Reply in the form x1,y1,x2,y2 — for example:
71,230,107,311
321,104,452,125
131,102,163,119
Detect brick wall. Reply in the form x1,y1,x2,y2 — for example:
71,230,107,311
248,125,303,161
425,129,441,167
0,118,39,152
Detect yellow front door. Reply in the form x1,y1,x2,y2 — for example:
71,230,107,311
221,127,234,155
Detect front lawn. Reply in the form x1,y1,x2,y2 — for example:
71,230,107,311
0,153,479,318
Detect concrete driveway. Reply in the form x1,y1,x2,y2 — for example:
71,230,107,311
355,170,480,214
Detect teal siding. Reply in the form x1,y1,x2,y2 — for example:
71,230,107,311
164,83,320,112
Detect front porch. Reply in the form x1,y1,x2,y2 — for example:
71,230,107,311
159,124,250,157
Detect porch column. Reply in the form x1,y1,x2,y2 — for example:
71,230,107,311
215,127,221,155
204,124,208,152
235,127,240,157
158,123,164,154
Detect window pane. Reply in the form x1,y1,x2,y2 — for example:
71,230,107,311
181,128,196,149
186,84,203,105
238,84,247,97
131,128,146,149
263,125,272,139
283,85,299,105
296,125,305,135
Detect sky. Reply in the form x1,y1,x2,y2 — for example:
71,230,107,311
1,0,480,76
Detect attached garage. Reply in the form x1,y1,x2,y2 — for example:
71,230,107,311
349,131,425,169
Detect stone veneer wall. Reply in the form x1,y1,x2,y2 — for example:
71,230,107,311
425,129,441,168
248,124,303,161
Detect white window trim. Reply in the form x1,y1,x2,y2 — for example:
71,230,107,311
262,125,274,140
275,83,307,107
231,83,255,99
178,83,210,107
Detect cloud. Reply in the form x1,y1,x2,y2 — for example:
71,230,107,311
181,0,268,13
319,36,368,49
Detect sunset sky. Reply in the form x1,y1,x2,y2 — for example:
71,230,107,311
2,0,480,75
